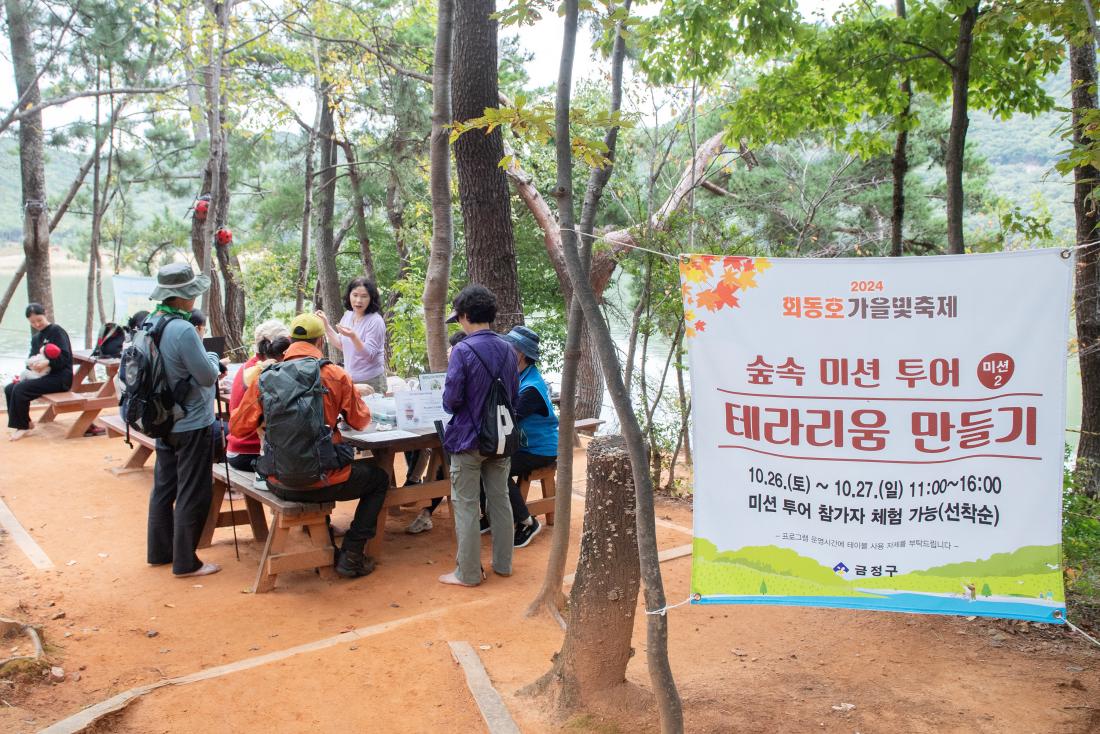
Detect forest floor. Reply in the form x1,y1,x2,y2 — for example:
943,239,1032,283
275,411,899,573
1,410,1099,734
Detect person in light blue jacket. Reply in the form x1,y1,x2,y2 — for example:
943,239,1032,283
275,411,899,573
144,263,223,578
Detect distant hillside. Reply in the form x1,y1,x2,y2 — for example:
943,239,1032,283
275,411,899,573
967,65,1074,238
0,134,192,250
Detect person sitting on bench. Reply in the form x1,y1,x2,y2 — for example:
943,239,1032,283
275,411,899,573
230,313,390,579
226,319,291,474
5,303,73,441
478,325,558,548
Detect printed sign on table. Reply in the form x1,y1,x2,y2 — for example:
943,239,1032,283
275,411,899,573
680,250,1072,623
395,389,448,430
111,275,158,323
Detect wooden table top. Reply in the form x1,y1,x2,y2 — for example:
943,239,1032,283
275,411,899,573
73,350,120,366
340,425,440,452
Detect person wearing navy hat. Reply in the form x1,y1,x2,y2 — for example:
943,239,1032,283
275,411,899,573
486,324,558,548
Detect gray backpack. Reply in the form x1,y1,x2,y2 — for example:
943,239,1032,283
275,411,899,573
255,357,353,488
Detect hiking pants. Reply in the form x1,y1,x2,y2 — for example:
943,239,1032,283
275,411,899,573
271,462,390,555
5,370,72,429
148,424,214,574
451,451,512,584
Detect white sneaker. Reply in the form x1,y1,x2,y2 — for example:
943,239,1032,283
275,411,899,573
405,510,433,534
253,474,268,490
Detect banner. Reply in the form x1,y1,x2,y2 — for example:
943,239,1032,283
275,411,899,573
681,250,1072,623
111,275,158,324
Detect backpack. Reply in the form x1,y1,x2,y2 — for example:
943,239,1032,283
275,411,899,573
92,323,125,358
465,341,519,458
118,315,187,441
255,357,354,488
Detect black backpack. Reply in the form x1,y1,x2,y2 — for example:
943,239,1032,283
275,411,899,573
465,341,519,458
118,315,187,441
92,323,125,358
255,357,354,488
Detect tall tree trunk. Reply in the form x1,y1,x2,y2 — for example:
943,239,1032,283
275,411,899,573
86,75,104,347
945,1,978,255
6,0,54,317
526,436,641,708
543,1,683,730
315,91,343,330
890,0,911,258
295,94,321,315
526,0,632,620
1072,40,1100,500
339,138,377,283
452,0,523,332
424,0,455,372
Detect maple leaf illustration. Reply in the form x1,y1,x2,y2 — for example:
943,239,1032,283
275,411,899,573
684,309,696,322
714,280,740,308
694,320,706,332
753,257,772,272
685,326,697,338
695,288,723,311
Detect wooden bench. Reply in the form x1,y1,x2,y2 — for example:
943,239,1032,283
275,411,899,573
38,392,118,439
206,466,336,593
96,414,155,474
518,463,557,526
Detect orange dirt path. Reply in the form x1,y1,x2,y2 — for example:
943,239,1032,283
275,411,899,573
1,412,1097,733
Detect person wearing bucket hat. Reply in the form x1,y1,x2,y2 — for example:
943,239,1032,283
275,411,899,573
5,302,74,440
144,262,224,578
481,325,558,548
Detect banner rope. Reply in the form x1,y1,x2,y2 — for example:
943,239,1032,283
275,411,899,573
1067,619,1100,649
645,595,694,616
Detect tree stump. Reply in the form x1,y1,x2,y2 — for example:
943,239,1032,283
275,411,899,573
526,435,642,712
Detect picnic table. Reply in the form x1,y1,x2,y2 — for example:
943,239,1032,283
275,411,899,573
71,349,120,395
341,426,453,558
38,352,120,439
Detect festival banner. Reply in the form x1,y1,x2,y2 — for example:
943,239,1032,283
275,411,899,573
680,250,1072,623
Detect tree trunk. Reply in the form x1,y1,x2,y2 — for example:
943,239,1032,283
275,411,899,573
338,138,377,283
945,2,978,255
547,2,683,730
6,0,54,317
86,78,104,347
424,0,455,372
526,436,641,709
315,91,343,330
526,0,631,620
890,0,911,258
452,0,523,332
295,93,320,315
1072,40,1100,500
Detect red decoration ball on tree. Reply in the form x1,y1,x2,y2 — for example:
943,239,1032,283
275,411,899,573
215,227,233,246
194,198,210,220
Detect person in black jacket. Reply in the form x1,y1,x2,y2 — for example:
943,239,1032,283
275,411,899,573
5,303,73,440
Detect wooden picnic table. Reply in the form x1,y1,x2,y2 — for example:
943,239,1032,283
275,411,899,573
38,352,120,438
71,349,120,396
341,426,452,558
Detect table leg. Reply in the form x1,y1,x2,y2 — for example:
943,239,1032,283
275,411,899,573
71,362,93,392
66,409,101,439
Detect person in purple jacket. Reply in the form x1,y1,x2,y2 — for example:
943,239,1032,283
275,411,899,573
438,285,518,587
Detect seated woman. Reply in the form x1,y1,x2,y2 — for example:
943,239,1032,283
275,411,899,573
5,303,73,441
494,325,558,548
226,319,291,472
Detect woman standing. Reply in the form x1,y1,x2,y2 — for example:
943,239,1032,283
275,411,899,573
4,303,73,440
317,277,387,394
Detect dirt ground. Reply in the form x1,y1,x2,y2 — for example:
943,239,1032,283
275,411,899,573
1,410,1099,733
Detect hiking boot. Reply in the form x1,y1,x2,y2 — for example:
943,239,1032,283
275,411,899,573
514,517,542,548
479,515,491,535
335,549,376,578
405,509,433,534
